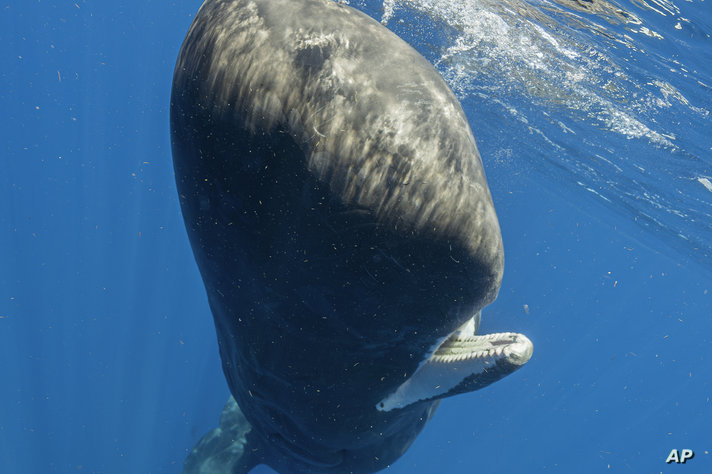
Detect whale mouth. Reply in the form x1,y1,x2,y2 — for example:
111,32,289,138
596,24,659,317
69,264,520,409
376,320,533,412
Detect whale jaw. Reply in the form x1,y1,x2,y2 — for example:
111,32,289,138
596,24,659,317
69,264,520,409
376,329,533,412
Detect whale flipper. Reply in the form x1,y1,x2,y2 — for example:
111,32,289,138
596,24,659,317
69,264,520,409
183,397,263,474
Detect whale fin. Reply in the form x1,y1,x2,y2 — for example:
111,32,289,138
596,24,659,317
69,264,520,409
183,396,262,474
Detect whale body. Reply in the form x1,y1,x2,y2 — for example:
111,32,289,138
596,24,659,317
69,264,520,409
170,0,533,472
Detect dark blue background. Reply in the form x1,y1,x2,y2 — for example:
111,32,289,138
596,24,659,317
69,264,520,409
2,1,710,472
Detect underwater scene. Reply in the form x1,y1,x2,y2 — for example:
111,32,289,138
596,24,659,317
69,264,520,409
2,0,710,472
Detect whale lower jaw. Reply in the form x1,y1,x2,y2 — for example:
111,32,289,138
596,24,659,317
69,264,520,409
376,331,533,412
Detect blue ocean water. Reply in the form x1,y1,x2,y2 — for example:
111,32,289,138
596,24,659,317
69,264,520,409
1,0,709,472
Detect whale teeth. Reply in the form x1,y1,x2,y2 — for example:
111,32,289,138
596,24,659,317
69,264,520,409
426,331,530,367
